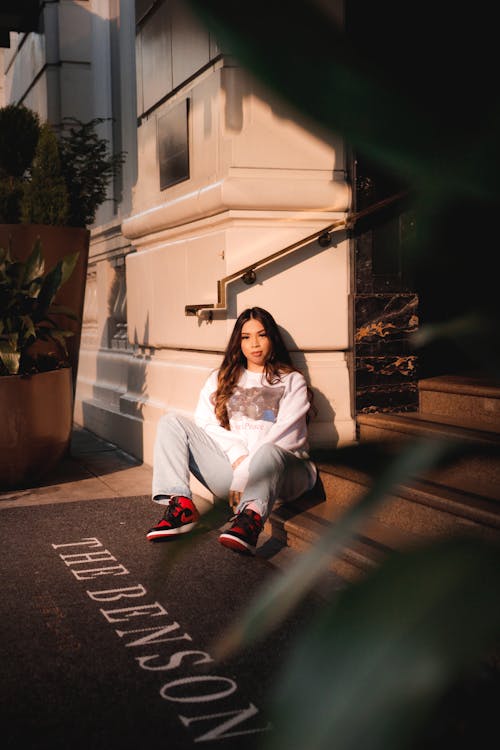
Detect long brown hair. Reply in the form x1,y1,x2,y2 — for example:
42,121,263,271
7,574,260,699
212,307,313,428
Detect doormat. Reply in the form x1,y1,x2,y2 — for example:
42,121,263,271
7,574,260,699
0,495,320,750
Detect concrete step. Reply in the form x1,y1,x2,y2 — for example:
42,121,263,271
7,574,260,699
357,413,500,495
265,447,500,583
265,497,422,582
418,375,500,431
263,376,500,583
316,460,500,539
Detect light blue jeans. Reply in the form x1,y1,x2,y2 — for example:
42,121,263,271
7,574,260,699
152,413,314,520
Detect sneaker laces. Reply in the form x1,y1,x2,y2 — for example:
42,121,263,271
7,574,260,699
232,509,262,533
163,496,185,522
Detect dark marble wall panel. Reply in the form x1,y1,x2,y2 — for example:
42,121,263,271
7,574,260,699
355,233,374,294
355,293,418,350
354,293,419,413
356,383,418,413
355,355,417,387
352,152,419,415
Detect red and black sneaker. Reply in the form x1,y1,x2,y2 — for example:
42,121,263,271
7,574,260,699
219,508,263,554
146,496,200,541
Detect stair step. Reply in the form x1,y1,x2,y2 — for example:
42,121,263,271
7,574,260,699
419,374,500,398
316,461,500,537
265,501,422,582
418,375,500,430
357,413,500,494
358,411,500,444
264,375,500,583
266,448,500,582
414,409,500,435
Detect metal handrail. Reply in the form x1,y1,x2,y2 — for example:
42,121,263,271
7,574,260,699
185,191,409,318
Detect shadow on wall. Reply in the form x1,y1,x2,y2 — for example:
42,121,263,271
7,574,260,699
81,267,148,462
225,291,339,449
287,329,339,451
221,65,343,177
224,245,341,451
79,279,338,471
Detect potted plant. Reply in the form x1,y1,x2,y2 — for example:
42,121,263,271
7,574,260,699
0,238,79,488
0,103,124,390
0,104,124,488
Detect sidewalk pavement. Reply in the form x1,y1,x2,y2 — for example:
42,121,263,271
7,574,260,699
0,423,313,576
1,426,331,750
0,424,154,510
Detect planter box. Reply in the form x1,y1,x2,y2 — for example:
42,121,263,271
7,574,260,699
0,367,73,489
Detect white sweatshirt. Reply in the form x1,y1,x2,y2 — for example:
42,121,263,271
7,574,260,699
194,368,317,492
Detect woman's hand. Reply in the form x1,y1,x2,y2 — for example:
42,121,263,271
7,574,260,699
231,455,246,470
229,456,246,508
228,490,241,510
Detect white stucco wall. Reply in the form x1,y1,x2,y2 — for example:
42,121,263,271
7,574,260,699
1,1,355,479
76,55,355,471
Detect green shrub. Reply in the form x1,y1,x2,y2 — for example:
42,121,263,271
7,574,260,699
0,106,124,228
0,104,40,179
21,123,69,226
58,117,125,227
0,105,41,223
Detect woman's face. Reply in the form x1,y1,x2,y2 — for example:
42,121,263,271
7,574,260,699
240,317,272,371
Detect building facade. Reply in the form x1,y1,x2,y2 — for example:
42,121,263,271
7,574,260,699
1,0,383,498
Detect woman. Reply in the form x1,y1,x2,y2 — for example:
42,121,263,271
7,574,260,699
147,307,317,554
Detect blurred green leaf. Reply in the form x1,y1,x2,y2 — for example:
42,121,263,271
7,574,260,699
265,536,500,750
180,7,500,750
187,1,500,201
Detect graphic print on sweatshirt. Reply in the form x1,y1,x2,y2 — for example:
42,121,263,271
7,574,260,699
227,385,285,424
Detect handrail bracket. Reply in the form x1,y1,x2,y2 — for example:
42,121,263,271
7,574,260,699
185,191,409,318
